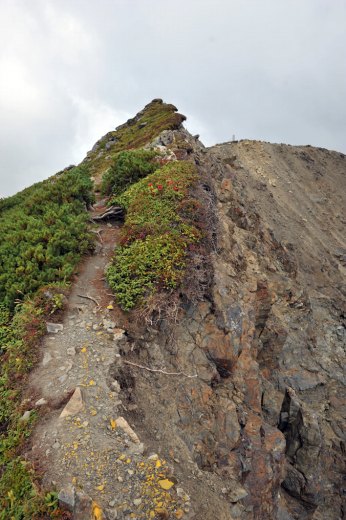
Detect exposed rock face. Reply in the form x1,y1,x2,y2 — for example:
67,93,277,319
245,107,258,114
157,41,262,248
210,141,345,519
117,135,345,519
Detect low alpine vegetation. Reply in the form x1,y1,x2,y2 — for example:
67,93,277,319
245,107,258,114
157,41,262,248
101,149,160,196
0,165,94,309
106,161,202,310
0,164,94,518
0,286,69,519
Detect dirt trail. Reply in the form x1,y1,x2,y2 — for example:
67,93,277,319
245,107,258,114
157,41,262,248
25,204,191,519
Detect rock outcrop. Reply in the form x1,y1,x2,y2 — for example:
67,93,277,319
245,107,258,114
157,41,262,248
114,135,345,519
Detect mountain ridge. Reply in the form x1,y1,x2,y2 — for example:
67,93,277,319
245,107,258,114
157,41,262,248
0,100,345,520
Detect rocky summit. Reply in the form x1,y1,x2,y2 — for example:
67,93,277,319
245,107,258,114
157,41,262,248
0,100,345,520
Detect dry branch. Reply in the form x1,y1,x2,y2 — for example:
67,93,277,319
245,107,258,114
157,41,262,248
77,294,100,306
91,206,124,222
123,360,197,378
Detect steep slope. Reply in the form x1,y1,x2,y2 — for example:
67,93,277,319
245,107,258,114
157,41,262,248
1,102,345,520
106,135,344,519
207,141,346,518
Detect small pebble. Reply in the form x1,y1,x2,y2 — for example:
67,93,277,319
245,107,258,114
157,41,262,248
20,410,31,422
147,453,158,461
35,398,47,407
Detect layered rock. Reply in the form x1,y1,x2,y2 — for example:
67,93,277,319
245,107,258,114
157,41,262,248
116,133,345,519
210,140,345,519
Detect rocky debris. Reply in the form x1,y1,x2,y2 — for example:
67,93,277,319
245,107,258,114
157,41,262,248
101,133,345,519
25,216,201,519
102,319,116,329
115,416,141,444
46,322,64,333
58,451,190,519
113,328,126,341
35,398,47,407
148,129,175,147
42,351,52,366
59,387,84,418
59,486,104,520
58,484,76,512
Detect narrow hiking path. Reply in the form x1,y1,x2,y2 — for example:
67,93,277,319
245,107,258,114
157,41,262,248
24,202,190,519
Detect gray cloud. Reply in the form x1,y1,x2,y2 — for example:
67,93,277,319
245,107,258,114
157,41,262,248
1,0,345,197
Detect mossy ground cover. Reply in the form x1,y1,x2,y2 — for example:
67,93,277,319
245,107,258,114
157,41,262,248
106,160,202,310
0,165,94,518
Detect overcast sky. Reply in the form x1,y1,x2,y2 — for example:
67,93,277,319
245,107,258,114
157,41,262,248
1,0,345,197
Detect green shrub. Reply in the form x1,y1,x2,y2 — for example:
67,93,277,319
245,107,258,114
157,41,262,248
101,149,160,196
0,459,42,519
107,233,188,310
0,163,94,517
0,164,94,310
106,161,201,309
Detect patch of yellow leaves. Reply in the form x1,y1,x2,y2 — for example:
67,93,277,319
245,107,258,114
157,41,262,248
158,479,174,490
